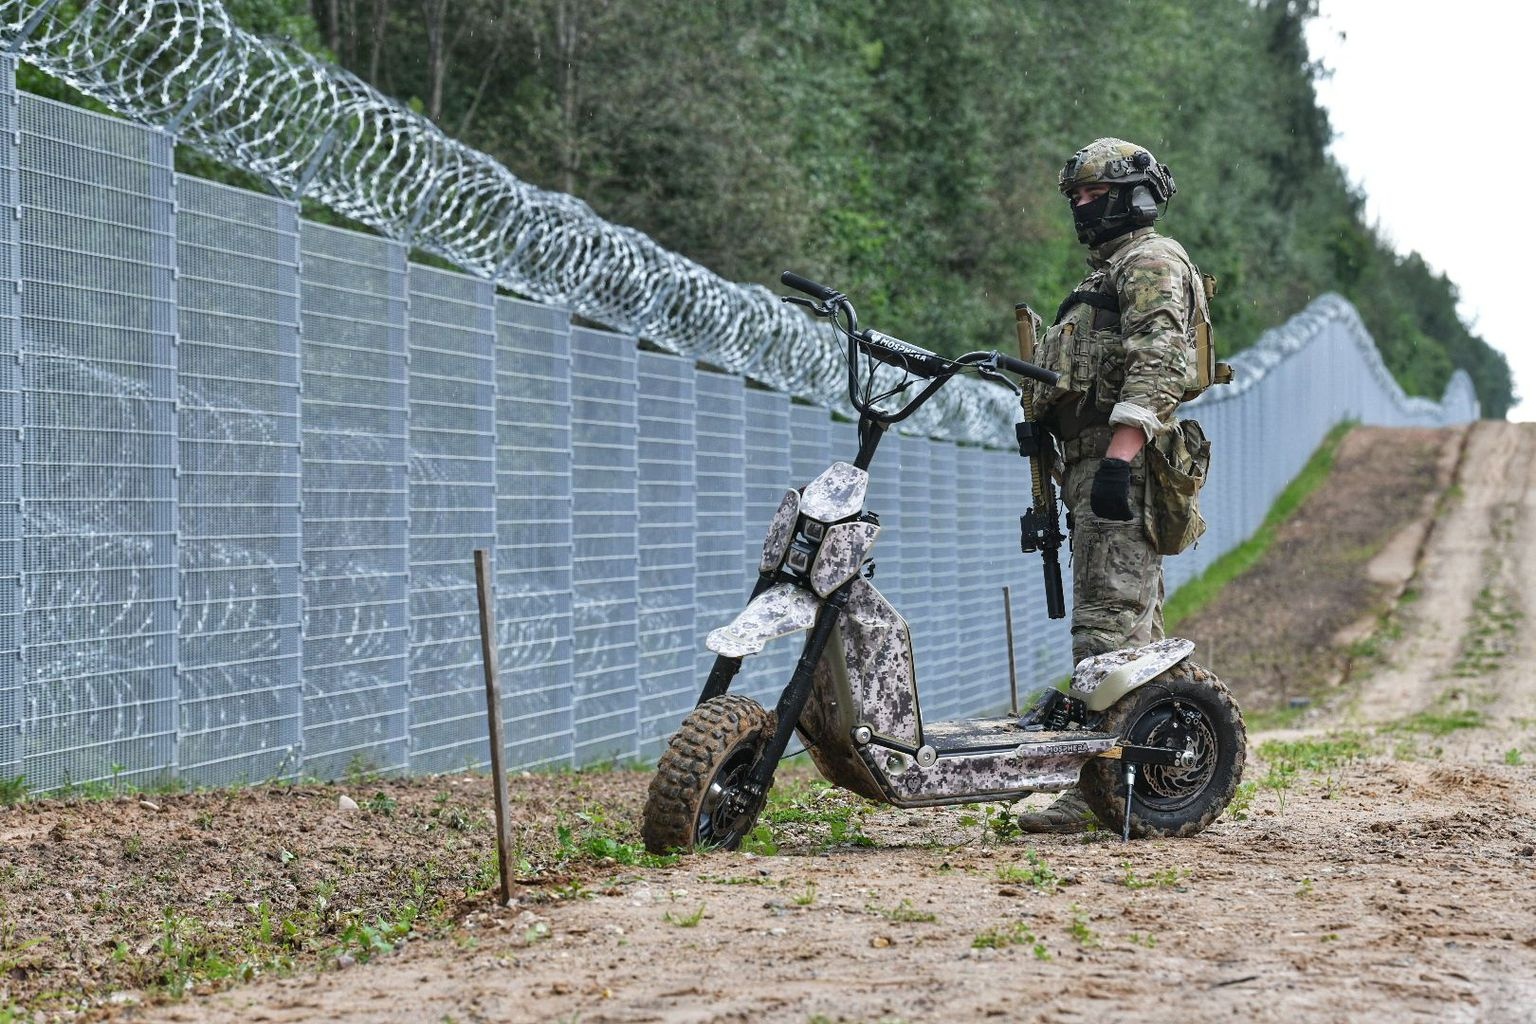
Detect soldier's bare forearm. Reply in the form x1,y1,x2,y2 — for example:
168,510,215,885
1106,424,1145,461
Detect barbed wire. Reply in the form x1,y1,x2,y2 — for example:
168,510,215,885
0,0,1474,445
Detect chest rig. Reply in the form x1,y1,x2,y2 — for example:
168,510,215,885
1029,239,1228,425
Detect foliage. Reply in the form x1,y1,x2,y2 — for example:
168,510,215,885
313,0,1509,415
11,0,1513,414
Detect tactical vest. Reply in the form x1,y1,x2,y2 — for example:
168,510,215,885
1031,236,1230,417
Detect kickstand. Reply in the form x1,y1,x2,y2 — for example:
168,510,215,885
1122,762,1137,843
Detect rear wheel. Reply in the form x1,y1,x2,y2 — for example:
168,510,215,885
1080,661,1245,839
642,695,776,854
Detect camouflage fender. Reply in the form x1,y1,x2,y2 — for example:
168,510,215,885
810,520,880,597
1070,637,1195,713
706,584,820,658
759,489,800,572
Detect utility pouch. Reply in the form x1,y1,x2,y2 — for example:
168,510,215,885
1143,418,1210,556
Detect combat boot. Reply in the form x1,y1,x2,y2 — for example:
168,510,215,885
1015,788,1096,834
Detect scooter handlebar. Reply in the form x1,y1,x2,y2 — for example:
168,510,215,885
994,352,1058,387
780,270,840,302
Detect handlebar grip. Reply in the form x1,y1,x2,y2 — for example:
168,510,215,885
996,352,1059,387
780,270,839,301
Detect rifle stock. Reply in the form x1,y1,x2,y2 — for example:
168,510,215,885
1013,304,1067,620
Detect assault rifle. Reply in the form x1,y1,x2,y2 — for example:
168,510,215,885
1013,303,1067,619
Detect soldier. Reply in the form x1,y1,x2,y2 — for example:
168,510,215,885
1017,138,1208,833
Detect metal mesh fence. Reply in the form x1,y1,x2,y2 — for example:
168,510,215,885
175,174,302,787
19,91,178,793
0,64,1481,792
298,221,410,781
0,57,21,783
406,265,496,775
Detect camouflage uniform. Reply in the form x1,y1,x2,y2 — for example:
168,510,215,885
1038,226,1198,662
1018,138,1202,834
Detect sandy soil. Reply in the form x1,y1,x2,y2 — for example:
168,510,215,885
4,424,1536,1024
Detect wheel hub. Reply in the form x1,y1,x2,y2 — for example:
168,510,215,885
1130,699,1217,811
696,749,761,846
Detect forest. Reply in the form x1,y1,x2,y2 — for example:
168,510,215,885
26,0,1516,416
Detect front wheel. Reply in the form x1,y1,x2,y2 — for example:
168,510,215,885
1079,661,1246,839
642,695,776,854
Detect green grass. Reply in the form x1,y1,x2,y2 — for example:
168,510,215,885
1387,707,1486,737
1165,421,1354,631
757,777,878,851
1256,733,1371,773
994,850,1059,892
971,920,1051,958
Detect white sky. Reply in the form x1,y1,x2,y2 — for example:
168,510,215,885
1305,1,1534,420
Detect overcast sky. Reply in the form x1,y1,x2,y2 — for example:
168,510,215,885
1305,1,1533,420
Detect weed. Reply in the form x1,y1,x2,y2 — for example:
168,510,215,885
791,882,818,907
663,903,707,928
344,755,379,787
122,834,144,861
739,824,779,856
984,802,1023,841
1260,764,1293,814
995,849,1058,892
871,899,936,923
366,791,397,817
0,775,25,806
971,920,1050,959
1226,781,1257,821
1452,583,1521,677
763,779,877,849
1119,863,1187,890
1296,877,1314,897
1068,904,1100,948
1390,707,1485,737
551,809,679,869
699,874,770,886
1504,748,1524,766
431,793,480,832
1258,734,1370,773
1128,931,1158,948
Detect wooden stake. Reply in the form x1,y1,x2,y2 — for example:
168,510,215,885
474,549,516,906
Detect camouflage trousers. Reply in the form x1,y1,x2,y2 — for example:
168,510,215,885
1062,451,1165,664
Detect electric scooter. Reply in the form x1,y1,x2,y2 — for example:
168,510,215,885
640,272,1245,852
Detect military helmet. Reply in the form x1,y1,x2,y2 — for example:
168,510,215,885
1058,137,1177,245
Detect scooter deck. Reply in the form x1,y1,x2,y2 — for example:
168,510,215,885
921,716,1116,756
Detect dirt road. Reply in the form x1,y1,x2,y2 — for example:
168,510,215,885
7,424,1536,1024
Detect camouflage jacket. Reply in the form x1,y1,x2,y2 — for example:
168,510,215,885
1032,227,1199,438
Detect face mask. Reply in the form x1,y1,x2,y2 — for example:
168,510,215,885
1071,189,1114,245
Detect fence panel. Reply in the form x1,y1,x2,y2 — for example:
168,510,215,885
570,326,639,764
0,58,20,783
406,266,497,775
18,95,178,792
175,176,303,787
738,387,795,706
636,349,696,758
694,370,746,692
494,298,573,769
298,223,411,780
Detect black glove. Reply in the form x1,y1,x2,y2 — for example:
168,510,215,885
1090,458,1134,521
